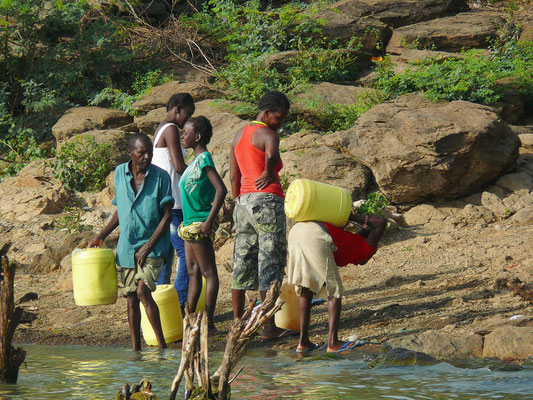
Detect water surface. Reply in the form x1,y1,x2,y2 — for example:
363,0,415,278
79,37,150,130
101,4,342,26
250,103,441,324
0,345,532,399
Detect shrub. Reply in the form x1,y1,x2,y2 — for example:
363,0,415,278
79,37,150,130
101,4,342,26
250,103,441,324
53,136,113,192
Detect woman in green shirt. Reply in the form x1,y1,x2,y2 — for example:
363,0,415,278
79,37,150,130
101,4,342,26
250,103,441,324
178,116,227,334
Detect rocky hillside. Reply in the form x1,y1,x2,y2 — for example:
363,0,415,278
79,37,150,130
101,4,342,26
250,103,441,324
2,0,532,362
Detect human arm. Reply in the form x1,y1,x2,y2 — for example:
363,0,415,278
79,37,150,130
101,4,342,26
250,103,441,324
88,211,119,247
229,140,241,199
135,202,173,267
255,129,281,190
163,127,188,175
348,214,387,248
200,166,228,234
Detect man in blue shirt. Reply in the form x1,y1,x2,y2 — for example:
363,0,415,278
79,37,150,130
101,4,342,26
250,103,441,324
90,133,173,350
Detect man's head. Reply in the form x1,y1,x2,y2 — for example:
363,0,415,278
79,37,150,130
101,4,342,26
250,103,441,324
127,133,153,171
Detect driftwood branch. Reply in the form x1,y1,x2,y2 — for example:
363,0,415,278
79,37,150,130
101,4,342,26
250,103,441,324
495,277,533,303
0,243,26,383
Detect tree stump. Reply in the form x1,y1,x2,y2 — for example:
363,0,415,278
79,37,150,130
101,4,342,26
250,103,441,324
0,243,26,383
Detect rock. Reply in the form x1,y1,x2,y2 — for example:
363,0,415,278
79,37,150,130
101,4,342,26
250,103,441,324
280,131,372,199
0,161,71,220
495,172,533,193
52,107,132,147
134,107,167,135
510,206,533,225
519,21,533,42
318,5,391,52
387,331,484,359
346,94,520,204
132,81,222,115
386,12,505,53
404,204,446,225
328,0,469,29
519,133,533,149
458,204,496,225
481,191,509,218
483,326,533,361
64,129,132,167
368,345,438,367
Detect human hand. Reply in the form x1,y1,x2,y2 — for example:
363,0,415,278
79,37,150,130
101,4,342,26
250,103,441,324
135,244,150,268
88,237,103,248
255,170,275,190
200,220,212,235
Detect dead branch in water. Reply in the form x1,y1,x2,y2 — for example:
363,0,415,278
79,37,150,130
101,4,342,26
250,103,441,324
168,281,283,400
0,242,26,383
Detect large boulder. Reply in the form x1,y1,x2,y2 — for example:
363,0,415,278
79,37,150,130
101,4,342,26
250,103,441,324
346,94,520,204
386,12,505,53
64,130,132,168
52,107,132,148
327,0,468,29
132,81,223,115
483,326,533,361
386,330,484,359
0,160,70,221
280,131,372,199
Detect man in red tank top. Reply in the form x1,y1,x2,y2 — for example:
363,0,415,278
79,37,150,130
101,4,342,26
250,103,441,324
230,91,296,340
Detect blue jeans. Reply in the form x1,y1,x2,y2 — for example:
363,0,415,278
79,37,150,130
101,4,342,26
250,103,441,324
157,209,188,306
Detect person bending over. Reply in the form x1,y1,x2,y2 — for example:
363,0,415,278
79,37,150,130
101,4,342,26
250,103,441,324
178,116,227,335
89,133,173,351
287,214,387,353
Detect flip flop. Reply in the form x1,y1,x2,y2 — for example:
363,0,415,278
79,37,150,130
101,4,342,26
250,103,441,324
262,329,299,341
296,342,325,353
327,340,365,353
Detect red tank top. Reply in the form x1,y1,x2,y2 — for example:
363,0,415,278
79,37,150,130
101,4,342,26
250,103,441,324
234,124,284,198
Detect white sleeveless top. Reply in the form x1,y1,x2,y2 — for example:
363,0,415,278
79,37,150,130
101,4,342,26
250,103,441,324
152,122,187,209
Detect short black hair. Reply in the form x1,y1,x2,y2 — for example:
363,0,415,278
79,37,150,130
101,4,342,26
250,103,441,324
127,133,152,150
258,90,290,113
166,93,195,112
189,116,213,146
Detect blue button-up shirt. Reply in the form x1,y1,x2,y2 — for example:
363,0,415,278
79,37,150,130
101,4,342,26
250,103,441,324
112,162,174,269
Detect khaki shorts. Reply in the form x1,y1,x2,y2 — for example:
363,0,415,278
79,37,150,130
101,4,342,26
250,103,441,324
119,257,164,297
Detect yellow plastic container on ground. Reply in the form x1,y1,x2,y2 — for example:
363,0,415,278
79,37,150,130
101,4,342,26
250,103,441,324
196,276,207,312
72,248,117,306
275,280,300,331
284,179,352,227
141,284,183,346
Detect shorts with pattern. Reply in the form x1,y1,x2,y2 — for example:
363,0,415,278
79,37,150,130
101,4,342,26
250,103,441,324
120,257,164,297
232,192,286,291
177,218,219,242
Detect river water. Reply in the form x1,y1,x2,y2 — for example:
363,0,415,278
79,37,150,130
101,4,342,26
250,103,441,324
1,345,532,399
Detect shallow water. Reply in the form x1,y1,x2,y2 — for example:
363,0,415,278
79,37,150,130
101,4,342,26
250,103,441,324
1,345,533,399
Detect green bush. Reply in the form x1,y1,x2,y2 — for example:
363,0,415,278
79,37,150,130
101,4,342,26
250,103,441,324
359,192,389,216
373,39,533,105
53,136,113,192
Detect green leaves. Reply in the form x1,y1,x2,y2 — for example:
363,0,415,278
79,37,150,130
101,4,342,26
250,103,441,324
359,192,389,216
53,136,113,192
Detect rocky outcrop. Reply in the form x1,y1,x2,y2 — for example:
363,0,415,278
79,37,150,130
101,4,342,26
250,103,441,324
52,107,132,148
132,81,222,115
0,161,70,221
386,12,505,53
280,131,372,199
346,94,520,204
65,130,132,168
483,326,533,361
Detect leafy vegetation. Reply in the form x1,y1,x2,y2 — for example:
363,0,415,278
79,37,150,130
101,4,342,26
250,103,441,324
53,206,93,233
358,192,389,216
373,39,533,105
53,136,113,192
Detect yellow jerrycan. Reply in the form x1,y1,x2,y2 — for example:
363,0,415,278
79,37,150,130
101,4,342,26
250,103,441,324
195,276,207,312
275,280,300,331
284,179,352,227
72,248,118,306
141,284,183,345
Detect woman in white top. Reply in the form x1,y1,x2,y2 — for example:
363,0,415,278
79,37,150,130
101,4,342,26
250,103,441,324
152,93,195,309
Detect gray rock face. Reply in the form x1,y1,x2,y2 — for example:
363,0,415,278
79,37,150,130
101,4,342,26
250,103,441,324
52,107,132,148
346,94,520,204
483,326,533,361
386,12,505,53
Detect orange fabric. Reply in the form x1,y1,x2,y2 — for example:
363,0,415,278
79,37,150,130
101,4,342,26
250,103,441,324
234,124,284,198
323,223,376,267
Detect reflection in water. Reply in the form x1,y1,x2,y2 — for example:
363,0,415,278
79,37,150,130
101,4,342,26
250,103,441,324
0,345,532,399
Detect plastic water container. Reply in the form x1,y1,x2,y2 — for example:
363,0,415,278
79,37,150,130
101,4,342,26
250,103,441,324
284,179,352,227
275,280,300,331
196,276,207,312
141,284,183,345
72,248,118,306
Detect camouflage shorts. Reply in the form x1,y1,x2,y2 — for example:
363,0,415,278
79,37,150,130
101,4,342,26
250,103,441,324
232,192,286,291
120,257,163,297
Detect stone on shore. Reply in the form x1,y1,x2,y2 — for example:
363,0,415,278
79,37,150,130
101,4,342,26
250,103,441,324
483,326,533,361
